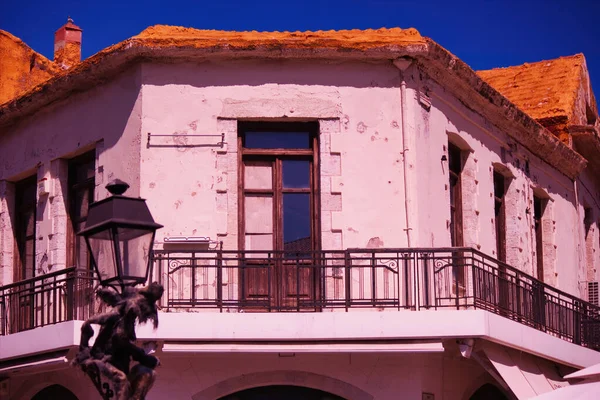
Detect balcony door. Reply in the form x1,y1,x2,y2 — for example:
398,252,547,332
13,176,37,332
239,122,320,310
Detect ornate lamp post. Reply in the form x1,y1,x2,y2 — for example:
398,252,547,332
72,179,164,400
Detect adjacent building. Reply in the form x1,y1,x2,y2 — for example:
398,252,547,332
0,19,599,400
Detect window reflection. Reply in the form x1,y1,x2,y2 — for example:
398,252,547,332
244,131,310,149
283,193,311,253
283,160,310,188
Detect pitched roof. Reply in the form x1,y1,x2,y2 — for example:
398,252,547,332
477,54,585,124
0,30,60,105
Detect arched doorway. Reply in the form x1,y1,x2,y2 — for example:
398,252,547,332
218,385,347,400
31,384,78,400
469,383,508,400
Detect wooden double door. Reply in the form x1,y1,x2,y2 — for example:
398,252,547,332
239,122,320,310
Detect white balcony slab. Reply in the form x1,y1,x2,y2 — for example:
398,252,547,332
2,310,599,370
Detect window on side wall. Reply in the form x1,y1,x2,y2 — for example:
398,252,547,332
67,152,95,270
15,176,37,280
448,142,465,290
533,195,547,282
493,171,508,263
584,207,595,284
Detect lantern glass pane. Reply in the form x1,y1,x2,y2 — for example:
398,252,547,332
115,227,154,281
86,229,118,283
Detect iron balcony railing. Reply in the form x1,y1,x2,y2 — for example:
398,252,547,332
151,248,600,349
1,248,599,350
0,267,97,335
151,249,415,311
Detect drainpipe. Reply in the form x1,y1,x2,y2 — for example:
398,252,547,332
394,58,421,310
394,58,415,248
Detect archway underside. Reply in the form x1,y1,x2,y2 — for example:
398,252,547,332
218,385,347,400
31,384,79,400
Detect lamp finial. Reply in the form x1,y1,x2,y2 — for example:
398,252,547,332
106,179,130,195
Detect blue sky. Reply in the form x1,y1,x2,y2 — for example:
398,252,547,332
1,0,599,89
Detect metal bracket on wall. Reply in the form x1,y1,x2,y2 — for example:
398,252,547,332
147,132,225,148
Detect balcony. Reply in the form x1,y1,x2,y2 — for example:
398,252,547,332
0,267,97,335
1,248,599,351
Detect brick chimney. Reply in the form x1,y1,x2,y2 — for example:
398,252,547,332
54,17,82,68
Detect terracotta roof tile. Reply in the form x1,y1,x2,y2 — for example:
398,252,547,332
133,25,426,51
477,54,585,123
0,30,60,105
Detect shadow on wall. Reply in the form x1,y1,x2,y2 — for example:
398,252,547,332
142,59,401,89
0,64,141,184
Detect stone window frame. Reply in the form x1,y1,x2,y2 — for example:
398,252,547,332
445,132,477,296
446,132,477,249
530,186,555,285
215,103,342,252
583,206,595,282
236,121,321,253
215,107,341,308
49,143,100,272
490,162,517,265
0,181,16,286
13,175,38,281
0,169,41,286
65,151,96,270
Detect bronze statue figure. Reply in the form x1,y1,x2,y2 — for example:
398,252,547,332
72,282,164,400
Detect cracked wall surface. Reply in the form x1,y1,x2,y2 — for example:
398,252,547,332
0,57,597,302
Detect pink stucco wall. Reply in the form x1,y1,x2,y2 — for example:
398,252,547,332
403,62,594,296
0,57,596,297
7,347,496,400
139,60,408,253
2,51,600,400
0,66,144,283
136,59,596,298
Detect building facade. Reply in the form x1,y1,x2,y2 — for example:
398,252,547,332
0,21,600,400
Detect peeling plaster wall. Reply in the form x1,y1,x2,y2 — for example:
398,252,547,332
140,60,407,251
410,63,585,296
0,57,597,300
0,66,143,283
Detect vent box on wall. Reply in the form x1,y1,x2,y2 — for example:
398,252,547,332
163,236,212,250
164,236,211,244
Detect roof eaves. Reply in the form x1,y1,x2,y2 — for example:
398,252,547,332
410,39,586,179
0,35,429,129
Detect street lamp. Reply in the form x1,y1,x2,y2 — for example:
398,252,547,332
78,179,163,291
73,179,164,400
